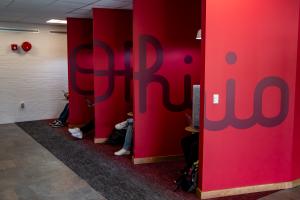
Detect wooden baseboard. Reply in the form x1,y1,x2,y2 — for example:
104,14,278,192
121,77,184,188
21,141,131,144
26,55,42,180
292,178,300,187
133,155,183,165
94,138,107,144
196,178,300,199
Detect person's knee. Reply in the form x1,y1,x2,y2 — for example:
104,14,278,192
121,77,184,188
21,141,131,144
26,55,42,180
127,118,134,124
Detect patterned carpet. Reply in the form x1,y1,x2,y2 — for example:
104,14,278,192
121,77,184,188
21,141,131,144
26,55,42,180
17,120,275,200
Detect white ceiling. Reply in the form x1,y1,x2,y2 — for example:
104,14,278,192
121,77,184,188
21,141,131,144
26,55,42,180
0,0,132,25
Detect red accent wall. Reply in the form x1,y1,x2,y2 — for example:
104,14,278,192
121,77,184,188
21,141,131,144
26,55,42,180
292,3,300,180
133,0,201,158
67,18,94,125
93,9,132,140
201,0,299,191
198,0,206,189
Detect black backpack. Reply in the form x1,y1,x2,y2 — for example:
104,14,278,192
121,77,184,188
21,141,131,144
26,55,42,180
174,161,199,192
106,128,126,145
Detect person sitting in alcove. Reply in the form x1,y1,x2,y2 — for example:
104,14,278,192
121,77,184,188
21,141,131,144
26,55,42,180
68,98,95,139
181,113,199,168
174,112,199,192
49,91,69,128
113,116,134,156
181,130,199,170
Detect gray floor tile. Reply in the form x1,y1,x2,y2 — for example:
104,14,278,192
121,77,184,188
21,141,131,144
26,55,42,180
0,124,105,200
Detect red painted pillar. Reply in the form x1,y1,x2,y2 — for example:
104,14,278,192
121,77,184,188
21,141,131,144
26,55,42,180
67,18,94,125
133,0,201,162
292,1,300,182
93,9,132,142
200,0,300,198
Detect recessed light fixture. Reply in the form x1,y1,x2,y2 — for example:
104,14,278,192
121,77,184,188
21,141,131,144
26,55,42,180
46,19,67,24
196,29,201,40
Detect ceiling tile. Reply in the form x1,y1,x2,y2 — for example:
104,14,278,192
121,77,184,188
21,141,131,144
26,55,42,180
80,0,131,10
0,15,24,23
46,1,86,13
0,10,28,18
59,0,99,4
7,0,56,8
0,0,132,24
120,4,132,10
66,12,92,18
71,9,92,15
0,0,13,7
93,0,129,6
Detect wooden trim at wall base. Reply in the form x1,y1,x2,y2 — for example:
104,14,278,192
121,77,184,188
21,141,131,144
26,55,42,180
292,178,300,186
196,188,202,199
94,138,108,144
196,178,300,199
133,155,183,165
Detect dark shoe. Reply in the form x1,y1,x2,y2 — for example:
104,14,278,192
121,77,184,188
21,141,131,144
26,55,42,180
49,119,59,126
51,120,64,128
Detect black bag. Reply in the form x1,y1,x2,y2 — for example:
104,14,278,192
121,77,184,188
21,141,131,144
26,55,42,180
174,161,199,192
106,128,126,145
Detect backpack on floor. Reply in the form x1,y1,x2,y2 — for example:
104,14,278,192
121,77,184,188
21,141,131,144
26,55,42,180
106,128,126,145
174,161,199,192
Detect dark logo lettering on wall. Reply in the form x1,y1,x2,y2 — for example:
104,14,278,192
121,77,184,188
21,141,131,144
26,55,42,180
69,40,133,102
135,35,192,113
70,38,289,130
70,43,94,96
204,51,289,130
93,40,132,103
70,35,193,112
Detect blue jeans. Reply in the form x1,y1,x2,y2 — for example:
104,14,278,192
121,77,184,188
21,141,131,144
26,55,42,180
58,103,69,123
123,118,133,150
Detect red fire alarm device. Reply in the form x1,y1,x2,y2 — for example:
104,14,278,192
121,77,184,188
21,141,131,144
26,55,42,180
11,44,18,51
21,41,32,52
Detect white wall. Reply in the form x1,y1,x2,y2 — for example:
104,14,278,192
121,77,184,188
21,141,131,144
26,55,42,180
0,22,68,124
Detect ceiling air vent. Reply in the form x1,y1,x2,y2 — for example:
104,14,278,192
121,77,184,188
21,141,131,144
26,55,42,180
0,27,39,33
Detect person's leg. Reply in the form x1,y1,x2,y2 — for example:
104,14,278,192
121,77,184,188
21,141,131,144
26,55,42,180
181,135,192,164
114,118,133,156
49,103,69,126
80,120,94,133
58,103,69,124
122,118,134,150
181,133,199,169
115,120,128,130
187,139,199,167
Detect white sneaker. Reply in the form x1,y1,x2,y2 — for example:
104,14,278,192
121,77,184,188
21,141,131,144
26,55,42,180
114,148,130,156
115,121,128,130
68,127,80,134
71,130,83,139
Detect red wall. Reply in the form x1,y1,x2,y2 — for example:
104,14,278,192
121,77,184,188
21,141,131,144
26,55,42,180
292,3,300,180
67,18,94,125
93,9,132,140
201,0,300,191
198,0,206,189
133,0,201,158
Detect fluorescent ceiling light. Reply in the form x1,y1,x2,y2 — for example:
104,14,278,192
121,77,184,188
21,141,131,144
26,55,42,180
46,19,67,24
196,29,201,40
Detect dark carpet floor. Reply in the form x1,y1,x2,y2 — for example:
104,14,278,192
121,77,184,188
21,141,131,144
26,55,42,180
17,120,276,200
